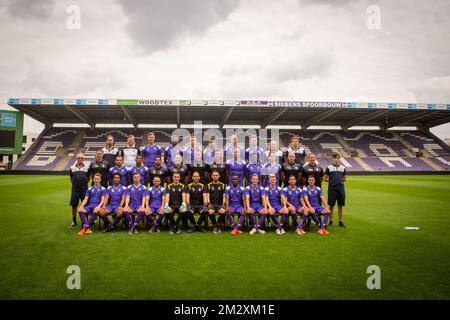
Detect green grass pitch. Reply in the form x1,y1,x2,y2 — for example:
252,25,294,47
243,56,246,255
0,174,449,300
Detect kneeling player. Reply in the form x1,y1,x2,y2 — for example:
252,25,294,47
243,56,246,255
246,173,268,235
265,174,289,235
78,173,106,236
304,175,330,235
282,175,309,235
206,170,226,234
102,173,128,232
124,172,147,235
145,176,168,233
225,175,247,235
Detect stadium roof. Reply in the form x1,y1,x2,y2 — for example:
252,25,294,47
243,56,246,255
8,98,450,130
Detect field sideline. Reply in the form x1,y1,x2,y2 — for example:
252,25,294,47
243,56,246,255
0,174,449,300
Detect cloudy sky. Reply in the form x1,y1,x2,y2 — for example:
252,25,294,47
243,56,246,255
1,0,449,137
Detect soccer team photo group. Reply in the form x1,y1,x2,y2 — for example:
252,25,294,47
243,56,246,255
71,132,346,237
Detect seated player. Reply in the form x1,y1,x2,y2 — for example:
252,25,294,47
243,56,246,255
101,173,128,232
77,173,107,236
123,172,147,235
246,173,268,235
108,155,128,186
282,175,309,236
225,175,247,235
206,170,226,234
264,174,289,235
304,175,331,235
145,176,167,233
129,154,149,186
183,171,208,233
165,172,186,234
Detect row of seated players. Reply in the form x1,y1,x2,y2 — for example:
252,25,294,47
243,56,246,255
77,170,331,237
86,149,323,189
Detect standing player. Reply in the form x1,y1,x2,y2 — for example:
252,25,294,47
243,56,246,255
324,153,347,228
168,154,188,184
226,148,246,187
206,170,226,234
187,148,208,184
225,176,247,235
183,171,208,232
203,137,217,165
282,175,309,235
284,135,307,166
77,173,106,236
163,135,183,168
245,134,265,163
141,132,162,169
207,151,227,184
165,172,186,234
282,152,301,187
246,173,268,235
304,175,331,235
301,153,324,188
102,134,119,167
124,172,147,235
265,139,284,165
69,153,89,227
245,153,263,186
262,153,282,187
118,134,141,171
149,155,168,186
101,173,128,232
224,134,244,162
108,155,128,186
129,154,149,186
183,134,202,164
145,176,167,233
265,174,289,235
88,149,110,187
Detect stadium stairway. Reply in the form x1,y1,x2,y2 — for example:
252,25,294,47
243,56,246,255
54,130,87,171
333,132,374,171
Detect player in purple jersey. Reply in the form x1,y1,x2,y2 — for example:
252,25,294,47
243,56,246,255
224,134,244,162
124,172,147,235
141,132,162,168
101,173,128,232
304,175,331,235
183,135,202,164
225,175,247,235
245,134,265,163
265,174,289,234
108,155,128,186
129,154,149,186
164,135,183,168
282,175,309,236
246,174,269,235
77,173,106,236
245,153,263,186
262,153,282,187
226,148,246,186
145,176,168,233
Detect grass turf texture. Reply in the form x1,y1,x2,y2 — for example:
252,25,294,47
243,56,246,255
0,175,449,300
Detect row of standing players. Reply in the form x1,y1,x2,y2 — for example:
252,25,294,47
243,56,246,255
70,133,347,234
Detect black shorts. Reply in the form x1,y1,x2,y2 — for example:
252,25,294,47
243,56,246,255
208,204,224,213
70,189,86,207
189,205,208,214
328,187,345,206
169,205,181,214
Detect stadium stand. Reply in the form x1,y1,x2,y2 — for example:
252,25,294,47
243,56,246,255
13,128,450,172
